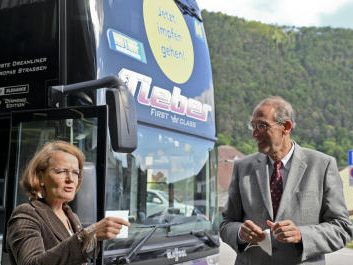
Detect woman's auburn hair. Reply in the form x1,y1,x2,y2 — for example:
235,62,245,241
20,140,85,200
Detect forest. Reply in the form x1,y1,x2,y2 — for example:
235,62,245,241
202,11,353,168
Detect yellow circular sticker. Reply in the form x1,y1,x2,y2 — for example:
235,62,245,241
143,0,194,84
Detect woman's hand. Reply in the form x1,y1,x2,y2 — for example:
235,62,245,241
94,216,130,241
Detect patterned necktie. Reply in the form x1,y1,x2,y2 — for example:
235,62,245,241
270,161,283,218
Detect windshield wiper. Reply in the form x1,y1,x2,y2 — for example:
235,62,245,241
174,0,202,21
116,222,183,264
167,229,220,248
191,230,220,247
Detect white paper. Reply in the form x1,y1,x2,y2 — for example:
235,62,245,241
244,229,272,256
258,229,272,256
105,210,129,239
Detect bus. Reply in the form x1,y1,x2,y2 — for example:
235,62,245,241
0,0,219,264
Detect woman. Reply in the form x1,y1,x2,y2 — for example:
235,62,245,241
6,141,129,265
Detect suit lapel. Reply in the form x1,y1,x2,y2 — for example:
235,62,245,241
276,146,307,220
31,200,70,241
63,204,82,233
254,154,273,219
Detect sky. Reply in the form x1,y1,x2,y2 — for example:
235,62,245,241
197,0,353,29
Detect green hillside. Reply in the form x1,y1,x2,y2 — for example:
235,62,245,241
202,11,353,167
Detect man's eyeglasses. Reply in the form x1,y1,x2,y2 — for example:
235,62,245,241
49,168,81,180
248,121,283,132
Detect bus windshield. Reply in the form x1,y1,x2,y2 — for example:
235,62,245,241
104,124,218,252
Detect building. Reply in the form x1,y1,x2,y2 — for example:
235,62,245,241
217,145,245,208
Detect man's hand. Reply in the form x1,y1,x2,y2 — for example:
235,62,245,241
239,220,265,244
267,220,302,243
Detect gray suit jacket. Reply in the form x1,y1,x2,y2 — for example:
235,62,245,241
220,144,353,265
6,199,88,265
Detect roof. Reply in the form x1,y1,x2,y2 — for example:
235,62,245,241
217,145,245,206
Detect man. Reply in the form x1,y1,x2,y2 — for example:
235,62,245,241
220,96,352,265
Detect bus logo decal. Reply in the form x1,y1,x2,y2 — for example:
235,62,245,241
0,84,29,96
107,29,147,64
166,247,187,262
118,68,212,122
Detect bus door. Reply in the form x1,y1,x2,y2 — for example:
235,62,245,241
1,105,108,265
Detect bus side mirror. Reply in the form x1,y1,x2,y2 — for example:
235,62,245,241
106,86,137,153
49,75,138,152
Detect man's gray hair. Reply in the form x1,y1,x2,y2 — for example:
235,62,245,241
255,96,296,129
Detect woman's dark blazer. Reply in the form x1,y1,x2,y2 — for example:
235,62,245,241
6,199,88,265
